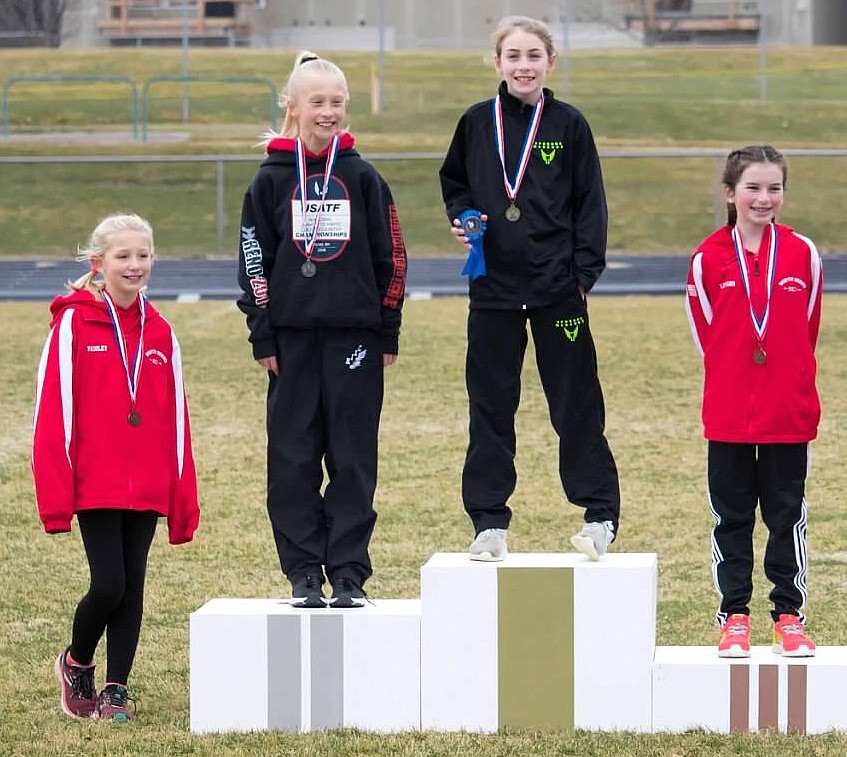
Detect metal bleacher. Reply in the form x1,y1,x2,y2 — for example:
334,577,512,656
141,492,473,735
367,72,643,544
625,0,760,45
97,0,253,46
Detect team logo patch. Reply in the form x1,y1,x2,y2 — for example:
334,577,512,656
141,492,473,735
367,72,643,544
534,140,564,165
145,349,168,366
555,316,584,342
778,276,807,293
346,344,366,370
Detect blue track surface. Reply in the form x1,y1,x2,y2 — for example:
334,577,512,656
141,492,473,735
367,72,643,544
2,255,846,301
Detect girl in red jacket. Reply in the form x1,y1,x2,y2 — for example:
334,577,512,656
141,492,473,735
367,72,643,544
32,213,200,721
686,146,822,659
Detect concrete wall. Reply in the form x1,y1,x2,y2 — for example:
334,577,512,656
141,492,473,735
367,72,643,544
249,0,581,50
59,0,847,49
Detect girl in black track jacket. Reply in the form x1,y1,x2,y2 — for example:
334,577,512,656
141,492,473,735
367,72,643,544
439,16,620,563
237,51,406,609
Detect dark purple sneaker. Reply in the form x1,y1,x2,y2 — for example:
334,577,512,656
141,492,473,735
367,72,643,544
94,683,135,722
54,648,96,718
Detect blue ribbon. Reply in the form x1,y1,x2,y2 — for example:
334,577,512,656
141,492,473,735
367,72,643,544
458,209,487,280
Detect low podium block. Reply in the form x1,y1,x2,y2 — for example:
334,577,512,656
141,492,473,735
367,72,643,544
190,598,421,733
420,552,657,732
653,646,847,734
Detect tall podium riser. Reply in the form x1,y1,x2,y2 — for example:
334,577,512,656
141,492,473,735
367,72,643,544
420,552,658,732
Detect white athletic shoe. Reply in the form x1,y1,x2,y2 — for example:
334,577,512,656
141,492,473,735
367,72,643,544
469,528,508,562
570,521,614,561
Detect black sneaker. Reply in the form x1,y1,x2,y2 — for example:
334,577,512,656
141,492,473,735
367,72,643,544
290,574,326,608
329,578,366,608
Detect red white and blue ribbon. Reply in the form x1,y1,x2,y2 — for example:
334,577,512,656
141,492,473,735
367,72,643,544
731,223,778,344
295,133,340,261
492,93,544,205
102,290,146,409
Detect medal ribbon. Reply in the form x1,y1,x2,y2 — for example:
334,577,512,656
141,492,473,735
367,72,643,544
295,134,340,262
492,93,544,204
102,291,146,410
731,223,778,344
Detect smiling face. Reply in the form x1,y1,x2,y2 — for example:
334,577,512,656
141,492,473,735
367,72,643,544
93,229,153,307
495,28,555,104
725,161,785,237
288,70,348,153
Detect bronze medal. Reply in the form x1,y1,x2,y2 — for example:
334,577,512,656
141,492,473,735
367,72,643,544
301,260,317,278
504,203,521,222
753,346,767,365
128,409,142,426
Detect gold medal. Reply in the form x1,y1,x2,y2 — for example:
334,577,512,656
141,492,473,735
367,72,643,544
753,346,767,365
504,203,521,222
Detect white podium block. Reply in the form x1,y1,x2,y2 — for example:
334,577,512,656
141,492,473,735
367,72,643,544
653,646,847,734
190,598,421,733
420,552,657,732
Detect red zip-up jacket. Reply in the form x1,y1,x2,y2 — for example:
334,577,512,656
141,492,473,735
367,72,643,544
32,290,199,544
685,223,822,443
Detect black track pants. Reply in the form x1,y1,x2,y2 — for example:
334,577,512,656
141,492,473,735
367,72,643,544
71,509,158,685
708,441,810,624
266,328,383,587
462,297,620,536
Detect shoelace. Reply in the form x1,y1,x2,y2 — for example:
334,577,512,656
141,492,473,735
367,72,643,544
302,575,322,591
99,685,138,716
778,621,804,637
69,666,96,699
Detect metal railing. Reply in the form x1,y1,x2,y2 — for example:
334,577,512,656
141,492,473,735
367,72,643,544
1,75,279,142
1,75,140,139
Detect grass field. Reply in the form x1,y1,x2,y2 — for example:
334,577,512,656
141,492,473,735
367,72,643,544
2,295,847,755
1,46,847,255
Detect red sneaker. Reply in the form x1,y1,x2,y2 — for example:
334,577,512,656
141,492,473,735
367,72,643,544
773,614,816,657
718,613,751,658
54,648,97,718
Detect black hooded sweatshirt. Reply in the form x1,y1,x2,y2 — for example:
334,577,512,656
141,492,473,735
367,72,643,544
237,131,407,360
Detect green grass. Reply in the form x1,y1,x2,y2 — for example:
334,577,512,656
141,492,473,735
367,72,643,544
1,46,847,256
3,295,847,754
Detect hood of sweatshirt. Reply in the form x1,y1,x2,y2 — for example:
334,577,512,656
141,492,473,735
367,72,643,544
265,130,356,157
48,288,159,329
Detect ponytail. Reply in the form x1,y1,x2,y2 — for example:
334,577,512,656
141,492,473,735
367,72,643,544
261,50,349,144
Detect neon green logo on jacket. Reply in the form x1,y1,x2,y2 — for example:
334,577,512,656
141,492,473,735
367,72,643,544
535,140,564,165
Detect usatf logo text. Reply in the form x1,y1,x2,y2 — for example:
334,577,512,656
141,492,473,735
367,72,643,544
534,140,564,165
555,316,585,342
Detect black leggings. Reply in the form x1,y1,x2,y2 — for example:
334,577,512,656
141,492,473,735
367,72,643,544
69,510,158,686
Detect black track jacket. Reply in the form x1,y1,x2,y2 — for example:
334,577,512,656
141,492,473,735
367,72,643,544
440,83,608,307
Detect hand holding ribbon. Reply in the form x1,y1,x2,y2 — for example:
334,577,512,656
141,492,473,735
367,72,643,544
457,209,487,280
